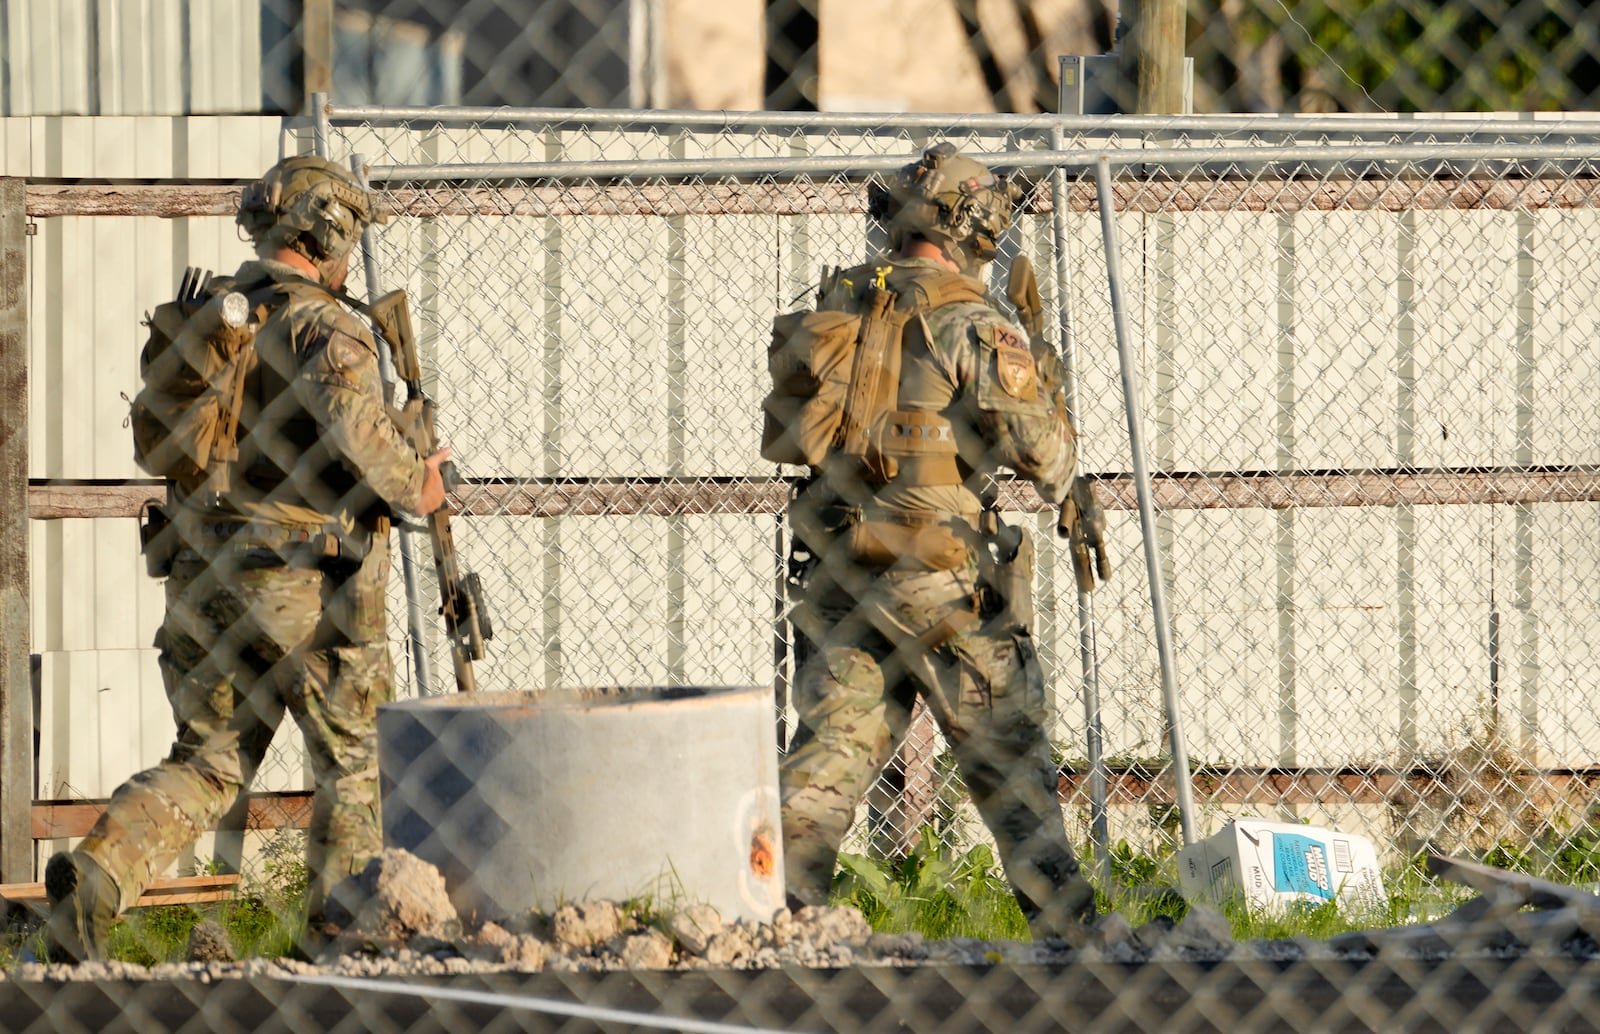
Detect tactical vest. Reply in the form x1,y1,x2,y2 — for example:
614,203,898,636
761,262,987,486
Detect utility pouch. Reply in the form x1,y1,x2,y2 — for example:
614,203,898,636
131,278,274,493
760,309,861,466
998,527,1036,631
844,519,968,572
977,520,1036,631
319,528,371,572
138,498,180,579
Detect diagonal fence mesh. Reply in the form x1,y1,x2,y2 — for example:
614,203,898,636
30,112,1600,1030
313,111,1600,890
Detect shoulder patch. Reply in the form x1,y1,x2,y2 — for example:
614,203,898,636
326,329,374,372
993,324,1027,353
992,324,1038,401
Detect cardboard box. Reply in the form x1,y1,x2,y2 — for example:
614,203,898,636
1176,818,1387,913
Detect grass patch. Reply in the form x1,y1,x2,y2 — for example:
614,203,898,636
829,829,1490,944
28,821,1596,962
834,827,1030,941
100,829,313,965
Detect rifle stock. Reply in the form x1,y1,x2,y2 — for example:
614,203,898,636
365,289,493,692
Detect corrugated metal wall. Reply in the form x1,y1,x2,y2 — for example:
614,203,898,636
9,114,297,877
19,111,1600,881
327,119,1600,865
1,0,264,116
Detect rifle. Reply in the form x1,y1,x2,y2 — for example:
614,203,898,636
364,289,493,692
1005,256,1112,593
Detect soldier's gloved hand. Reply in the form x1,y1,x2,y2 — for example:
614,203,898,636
419,447,453,515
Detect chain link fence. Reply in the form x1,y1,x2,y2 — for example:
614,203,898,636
260,0,1600,116
15,106,1600,1034
296,108,1600,895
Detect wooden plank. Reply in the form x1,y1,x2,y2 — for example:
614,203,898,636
0,873,240,910
31,791,314,840
26,177,1600,220
0,178,32,884
27,467,1600,522
26,184,243,217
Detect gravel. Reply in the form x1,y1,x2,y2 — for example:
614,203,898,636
4,849,1595,983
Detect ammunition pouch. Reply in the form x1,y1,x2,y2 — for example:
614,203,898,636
191,519,366,571
844,517,969,573
788,481,973,576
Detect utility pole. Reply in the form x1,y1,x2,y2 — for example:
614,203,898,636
303,0,336,113
1117,0,1187,113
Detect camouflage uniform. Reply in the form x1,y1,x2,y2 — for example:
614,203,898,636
48,159,429,961
779,250,1098,936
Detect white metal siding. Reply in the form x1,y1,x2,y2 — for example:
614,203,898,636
15,114,1600,877
16,117,298,881
2,0,263,116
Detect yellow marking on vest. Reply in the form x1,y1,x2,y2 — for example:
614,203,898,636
874,266,891,290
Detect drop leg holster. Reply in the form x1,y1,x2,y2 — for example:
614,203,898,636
974,507,1036,633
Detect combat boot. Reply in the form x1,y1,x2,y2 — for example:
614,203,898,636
1021,871,1103,946
43,851,119,963
1059,872,1100,926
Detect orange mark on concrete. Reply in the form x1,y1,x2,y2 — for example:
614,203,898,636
749,830,776,878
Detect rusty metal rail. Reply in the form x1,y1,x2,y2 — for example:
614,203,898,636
26,174,1600,218
28,467,1600,521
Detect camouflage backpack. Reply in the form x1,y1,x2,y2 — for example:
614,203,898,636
760,263,987,468
129,268,280,494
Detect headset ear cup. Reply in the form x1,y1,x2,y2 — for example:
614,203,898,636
947,197,974,240
867,182,892,221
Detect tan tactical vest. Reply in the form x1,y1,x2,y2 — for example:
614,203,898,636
764,262,992,572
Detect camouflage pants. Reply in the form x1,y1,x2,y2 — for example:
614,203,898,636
74,534,393,922
779,558,1093,934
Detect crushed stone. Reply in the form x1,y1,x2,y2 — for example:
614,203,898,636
7,849,1597,981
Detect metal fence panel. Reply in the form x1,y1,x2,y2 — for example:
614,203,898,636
286,111,1600,885
18,109,1600,1031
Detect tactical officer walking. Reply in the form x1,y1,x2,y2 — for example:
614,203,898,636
768,144,1100,938
44,156,451,962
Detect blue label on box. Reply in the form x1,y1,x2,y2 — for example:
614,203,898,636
1272,833,1334,900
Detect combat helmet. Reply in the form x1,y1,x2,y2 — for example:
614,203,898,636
236,155,377,268
869,142,1021,273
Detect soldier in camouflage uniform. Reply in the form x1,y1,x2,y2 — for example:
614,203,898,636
44,155,451,962
777,144,1099,938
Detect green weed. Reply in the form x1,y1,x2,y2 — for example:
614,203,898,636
833,827,1029,941
830,828,1488,944
98,829,313,964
